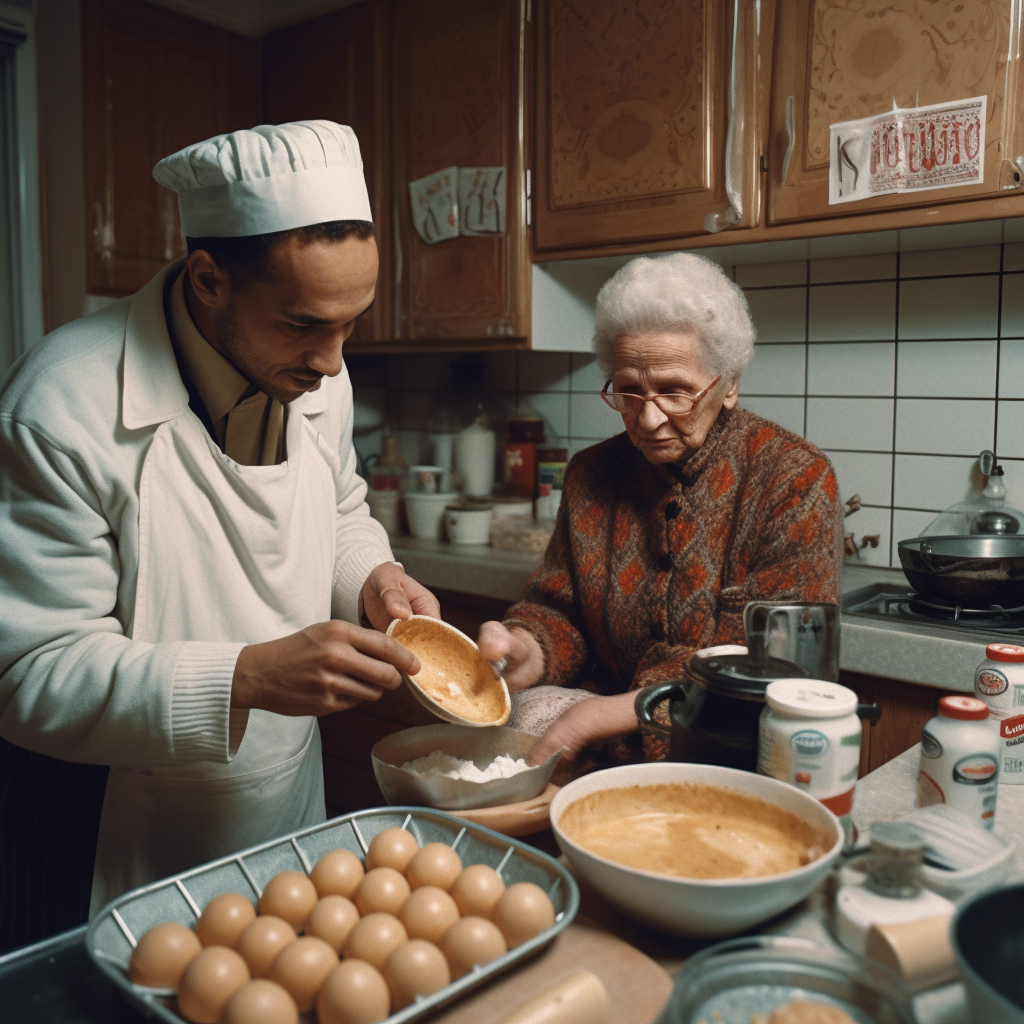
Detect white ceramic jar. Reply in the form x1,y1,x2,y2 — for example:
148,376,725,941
974,642,1024,785
444,504,492,545
757,678,861,843
917,696,1000,830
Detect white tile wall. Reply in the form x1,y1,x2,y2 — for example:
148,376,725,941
807,342,894,396
896,340,997,398
894,399,994,456
353,232,1024,568
807,282,896,341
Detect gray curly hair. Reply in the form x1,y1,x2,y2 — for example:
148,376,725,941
592,253,756,382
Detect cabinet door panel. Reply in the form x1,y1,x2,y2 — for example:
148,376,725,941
264,0,391,343
391,0,529,341
83,0,260,296
533,0,766,252
770,0,1024,224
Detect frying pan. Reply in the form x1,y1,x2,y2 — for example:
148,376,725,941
953,882,1024,1023
897,535,1024,608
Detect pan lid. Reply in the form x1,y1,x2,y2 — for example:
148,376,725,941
688,652,807,700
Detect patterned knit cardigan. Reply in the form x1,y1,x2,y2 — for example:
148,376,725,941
504,406,844,764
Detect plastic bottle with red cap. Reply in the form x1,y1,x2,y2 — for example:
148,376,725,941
917,695,1000,829
975,643,1024,785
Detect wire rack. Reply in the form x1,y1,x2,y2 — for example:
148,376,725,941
86,806,579,1024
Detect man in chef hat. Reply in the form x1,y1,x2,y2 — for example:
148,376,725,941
0,121,437,952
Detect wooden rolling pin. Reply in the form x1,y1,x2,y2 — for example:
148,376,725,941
493,972,610,1024
863,913,959,992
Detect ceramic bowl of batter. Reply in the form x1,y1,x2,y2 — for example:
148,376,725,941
550,762,843,938
371,723,562,810
386,615,511,727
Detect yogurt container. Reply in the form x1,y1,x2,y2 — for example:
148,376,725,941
918,696,1000,829
974,642,1024,784
757,678,862,844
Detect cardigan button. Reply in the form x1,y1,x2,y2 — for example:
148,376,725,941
665,501,680,520
650,622,665,641
658,553,673,571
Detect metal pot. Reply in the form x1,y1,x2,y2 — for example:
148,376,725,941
634,652,808,771
953,882,1024,1023
897,535,1024,607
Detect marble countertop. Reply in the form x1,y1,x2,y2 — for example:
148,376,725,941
390,537,993,692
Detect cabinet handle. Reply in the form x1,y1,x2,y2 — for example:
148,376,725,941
781,95,796,185
704,0,749,233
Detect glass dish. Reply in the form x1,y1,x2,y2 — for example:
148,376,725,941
655,936,915,1024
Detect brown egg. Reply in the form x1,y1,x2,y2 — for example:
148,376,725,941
317,959,391,1024
221,979,299,1024
405,843,463,891
354,866,411,917
128,921,202,989
234,915,297,978
176,946,250,1024
310,848,365,900
490,882,555,948
399,886,460,944
341,913,408,971
439,916,507,979
257,871,318,931
364,827,419,873
305,895,359,953
450,864,505,918
194,893,256,948
382,939,451,1010
268,936,338,1013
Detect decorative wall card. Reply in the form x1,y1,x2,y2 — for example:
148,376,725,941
409,166,460,244
829,96,986,205
458,167,505,235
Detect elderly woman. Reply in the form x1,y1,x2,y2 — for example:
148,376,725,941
478,253,843,776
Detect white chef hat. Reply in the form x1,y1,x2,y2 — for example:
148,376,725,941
152,120,373,238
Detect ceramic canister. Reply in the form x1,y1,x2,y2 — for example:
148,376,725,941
975,642,1024,785
758,678,861,845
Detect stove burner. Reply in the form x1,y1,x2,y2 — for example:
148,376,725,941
843,583,1024,634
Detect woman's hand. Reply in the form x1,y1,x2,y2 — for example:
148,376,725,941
528,691,639,783
477,621,545,693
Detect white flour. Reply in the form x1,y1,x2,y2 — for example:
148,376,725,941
401,749,531,783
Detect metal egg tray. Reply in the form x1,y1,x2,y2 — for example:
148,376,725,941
86,807,579,1024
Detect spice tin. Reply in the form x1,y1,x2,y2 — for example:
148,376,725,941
975,642,1024,785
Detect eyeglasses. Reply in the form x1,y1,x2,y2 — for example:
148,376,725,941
600,374,723,418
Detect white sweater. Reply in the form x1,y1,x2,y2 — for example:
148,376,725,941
0,261,393,768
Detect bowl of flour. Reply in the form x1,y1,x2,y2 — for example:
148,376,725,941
371,723,563,811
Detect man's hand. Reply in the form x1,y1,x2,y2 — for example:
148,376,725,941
231,620,421,717
361,562,440,631
528,691,639,784
477,621,545,693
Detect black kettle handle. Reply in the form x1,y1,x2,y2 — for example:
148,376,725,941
857,702,882,723
635,681,688,735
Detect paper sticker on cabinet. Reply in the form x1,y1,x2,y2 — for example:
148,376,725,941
458,167,505,235
829,96,986,205
409,167,459,244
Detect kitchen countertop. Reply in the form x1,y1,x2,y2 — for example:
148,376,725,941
3,750,997,1024
392,535,992,692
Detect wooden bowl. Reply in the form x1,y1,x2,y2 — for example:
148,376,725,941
386,615,510,727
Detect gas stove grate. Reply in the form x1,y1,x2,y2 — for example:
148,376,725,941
842,583,1024,633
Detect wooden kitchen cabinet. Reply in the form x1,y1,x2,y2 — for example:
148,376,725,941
82,0,261,296
769,0,1024,226
841,670,957,776
531,0,774,253
389,0,530,343
264,0,392,344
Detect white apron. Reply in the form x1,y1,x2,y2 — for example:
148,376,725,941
90,402,338,911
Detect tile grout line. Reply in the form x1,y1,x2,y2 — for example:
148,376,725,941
888,252,901,567
995,243,1005,458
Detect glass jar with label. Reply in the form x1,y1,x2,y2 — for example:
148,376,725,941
917,696,1000,829
975,642,1024,785
757,678,862,846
